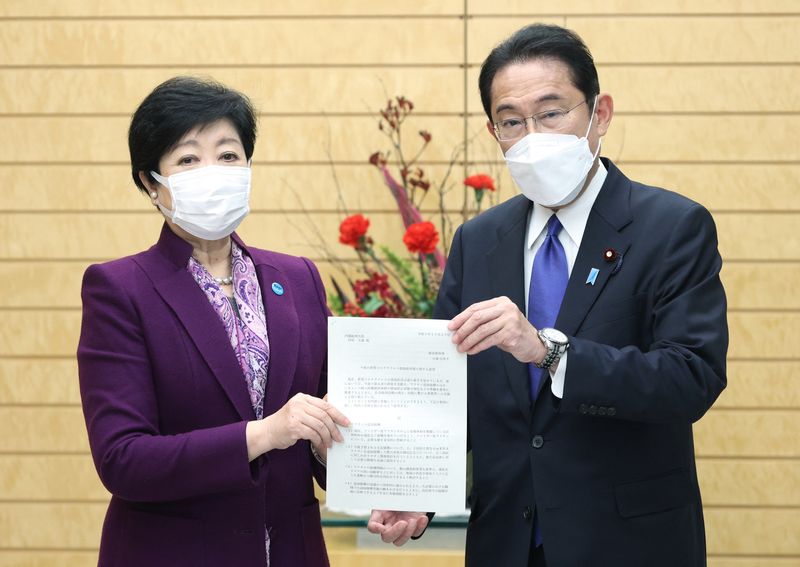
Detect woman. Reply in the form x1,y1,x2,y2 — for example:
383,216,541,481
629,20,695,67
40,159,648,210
77,76,348,567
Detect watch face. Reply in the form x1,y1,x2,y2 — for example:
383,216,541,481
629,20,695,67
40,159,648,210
543,328,568,345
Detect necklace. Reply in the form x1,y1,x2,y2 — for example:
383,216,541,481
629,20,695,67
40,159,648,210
214,276,233,285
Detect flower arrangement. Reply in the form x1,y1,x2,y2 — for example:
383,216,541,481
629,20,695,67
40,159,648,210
327,96,500,318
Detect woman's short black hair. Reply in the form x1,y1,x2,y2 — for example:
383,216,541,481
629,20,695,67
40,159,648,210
478,24,600,121
128,76,257,192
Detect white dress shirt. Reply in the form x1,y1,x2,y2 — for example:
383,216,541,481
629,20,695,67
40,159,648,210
523,160,608,398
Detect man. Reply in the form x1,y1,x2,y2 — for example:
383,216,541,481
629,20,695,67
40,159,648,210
367,23,727,566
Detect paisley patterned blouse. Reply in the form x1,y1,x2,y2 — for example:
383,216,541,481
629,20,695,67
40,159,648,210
187,240,271,564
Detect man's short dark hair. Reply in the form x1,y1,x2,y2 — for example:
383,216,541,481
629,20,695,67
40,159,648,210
128,76,257,192
478,24,600,121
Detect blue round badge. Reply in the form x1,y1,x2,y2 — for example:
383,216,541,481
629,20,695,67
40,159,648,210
271,282,285,296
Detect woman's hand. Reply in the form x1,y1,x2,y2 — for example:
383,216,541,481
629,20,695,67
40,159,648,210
247,393,349,460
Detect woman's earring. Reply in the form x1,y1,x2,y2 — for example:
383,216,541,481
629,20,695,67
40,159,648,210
150,192,158,199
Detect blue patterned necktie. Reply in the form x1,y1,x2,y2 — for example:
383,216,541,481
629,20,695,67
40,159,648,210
527,214,568,549
527,214,568,400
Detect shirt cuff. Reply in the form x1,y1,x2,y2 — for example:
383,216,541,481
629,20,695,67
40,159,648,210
549,351,567,399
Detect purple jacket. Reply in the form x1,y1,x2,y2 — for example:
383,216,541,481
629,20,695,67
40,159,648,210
77,224,330,567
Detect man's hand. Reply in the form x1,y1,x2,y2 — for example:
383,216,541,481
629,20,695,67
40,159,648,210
367,510,429,546
448,296,546,363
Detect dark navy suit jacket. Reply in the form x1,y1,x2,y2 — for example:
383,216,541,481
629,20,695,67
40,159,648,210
78,225,330,567
434,159,728,566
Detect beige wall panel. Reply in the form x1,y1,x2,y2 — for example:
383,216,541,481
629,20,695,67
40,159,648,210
0,555,795,567
3,262,87,308
728,312,800,359
618,164,800,212
3,288,799,361
468,0,800,14
708,561,800,567
470,164,800,212
0,553,97,567
2,400,797,457
2,164,507,215
722,264,800,310
6,114,797,165
3,210,799,262
0,407,88,452
695,410,799,458
467,17,800,64
705,508,800,555
0,0,463,17
2,258,798,312
1,311,82,358
698,458,800,506
1,355,797,411
0,503,105,548
0,165,145,211
0,19,463,66
3,453,797,506
467,66,800,113
0,67,464,115
468,115,800,163
0,213,163,260
719,361,800,408
1,116,466,164
2,503,797,556
0,455,106,501
0,211,460,261
716,214,800,262
0,164,503,213
0,359,80,404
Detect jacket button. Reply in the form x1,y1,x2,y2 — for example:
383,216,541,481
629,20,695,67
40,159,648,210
608,407,617,416
598,406,607,416
531,435,544,449
589,405,598,415
523,506,532,520
579,403,588,414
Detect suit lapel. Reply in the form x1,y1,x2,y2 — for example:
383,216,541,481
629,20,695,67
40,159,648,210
556,160,634,337
255,262,300,418
487,196,533,424
154,270,256,421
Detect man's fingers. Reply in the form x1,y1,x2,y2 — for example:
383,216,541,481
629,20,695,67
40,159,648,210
448,297,503,329
381,520,408,544
452,305,508,348
412,514,429,537
456,314,506,353
393,517,418,547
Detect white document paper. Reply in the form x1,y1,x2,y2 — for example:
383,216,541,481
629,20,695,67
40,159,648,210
326,317,467,515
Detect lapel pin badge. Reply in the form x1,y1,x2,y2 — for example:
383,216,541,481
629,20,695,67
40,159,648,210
603,247,618,262
271,282,285,296
586,268,600,286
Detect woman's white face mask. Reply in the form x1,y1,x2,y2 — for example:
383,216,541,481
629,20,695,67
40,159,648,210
151,165,251,241
504,96,600,208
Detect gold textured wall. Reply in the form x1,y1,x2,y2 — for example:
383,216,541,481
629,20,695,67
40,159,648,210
1,1,798,566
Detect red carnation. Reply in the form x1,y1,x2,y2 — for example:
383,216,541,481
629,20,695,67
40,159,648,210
403,221,439,255
464,174,496,191
339,214,370,250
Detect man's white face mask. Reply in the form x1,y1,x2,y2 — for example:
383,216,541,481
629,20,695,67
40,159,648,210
504,96,600,208
151,165,251,241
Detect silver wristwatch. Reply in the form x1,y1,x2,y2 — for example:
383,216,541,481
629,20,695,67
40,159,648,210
535,328,570,370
